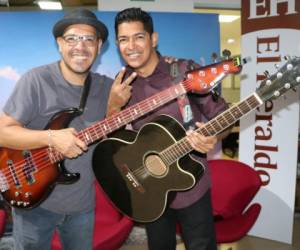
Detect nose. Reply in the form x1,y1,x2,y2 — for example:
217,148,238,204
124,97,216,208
128,37,136,50
74,40,86,49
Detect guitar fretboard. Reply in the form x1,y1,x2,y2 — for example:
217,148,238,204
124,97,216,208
160,93,263,165
47,83,187,163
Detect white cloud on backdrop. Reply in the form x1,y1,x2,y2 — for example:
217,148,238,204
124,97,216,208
0,66,20,82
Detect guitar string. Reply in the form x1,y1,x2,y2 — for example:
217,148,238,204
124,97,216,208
132,96,259,178
131,95,259,178
0,77,205,189
160,96,259,166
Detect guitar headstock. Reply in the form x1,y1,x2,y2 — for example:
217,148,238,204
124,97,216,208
185,55,244,94
256,56,300,102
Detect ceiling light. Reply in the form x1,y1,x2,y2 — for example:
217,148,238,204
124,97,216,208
219,15,240,23
227,38,235,44
37,1,62,10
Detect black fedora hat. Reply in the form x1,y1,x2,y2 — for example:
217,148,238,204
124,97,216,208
53,9,108,42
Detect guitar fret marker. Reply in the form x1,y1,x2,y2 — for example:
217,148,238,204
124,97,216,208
84,132,91,143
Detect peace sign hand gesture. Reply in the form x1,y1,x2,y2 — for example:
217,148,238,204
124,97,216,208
106,67,137,116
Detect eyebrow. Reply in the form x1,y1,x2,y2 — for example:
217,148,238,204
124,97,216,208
118,31,146,39
63,33,97,37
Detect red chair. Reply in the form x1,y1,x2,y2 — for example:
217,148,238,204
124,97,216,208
51,182,133,250
0,209,6,237
208,159,262,243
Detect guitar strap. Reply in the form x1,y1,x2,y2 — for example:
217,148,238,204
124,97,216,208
78,73,91,114
170,61,195,130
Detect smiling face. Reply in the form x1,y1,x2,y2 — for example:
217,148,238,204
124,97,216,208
116,21,159,77
57,24,101,83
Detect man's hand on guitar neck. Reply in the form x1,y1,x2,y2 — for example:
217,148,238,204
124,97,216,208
186,122,218,154
106,67,137,117
48,128,87,159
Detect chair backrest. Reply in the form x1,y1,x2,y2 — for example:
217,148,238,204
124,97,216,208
0,209,6,238
95,182,123,224
208,159,262,219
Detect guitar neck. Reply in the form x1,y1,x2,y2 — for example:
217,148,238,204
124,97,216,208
161,93,263,164
48,83,187,163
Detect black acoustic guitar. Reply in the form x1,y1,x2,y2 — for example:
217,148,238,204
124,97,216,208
93,56,300,222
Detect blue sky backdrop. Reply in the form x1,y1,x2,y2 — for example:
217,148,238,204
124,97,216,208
0,11,219,110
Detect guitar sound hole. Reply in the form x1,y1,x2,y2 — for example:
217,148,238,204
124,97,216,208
145,154,167,177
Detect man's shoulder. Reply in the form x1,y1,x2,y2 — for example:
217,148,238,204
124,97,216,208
90,71,113,85
162,57,199,78
23,62,58,79
175,58,199,71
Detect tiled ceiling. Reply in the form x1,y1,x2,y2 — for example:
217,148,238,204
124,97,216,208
0,0,97,9
1,0,241,10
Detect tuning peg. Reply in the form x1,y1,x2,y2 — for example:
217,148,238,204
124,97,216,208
287,63,293,70
277,72,283,79
274,63,280,69
266,79,272,86
284,55,290,60
264,70,270,77
296,76,300,82
273,90,280,97
284,83,291,89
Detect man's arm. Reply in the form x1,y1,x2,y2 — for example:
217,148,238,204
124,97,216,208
0,113,87,158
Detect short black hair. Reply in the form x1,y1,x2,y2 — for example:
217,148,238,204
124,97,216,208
115,7,154,37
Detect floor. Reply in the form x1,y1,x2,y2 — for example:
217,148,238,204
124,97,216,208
120,215,300,250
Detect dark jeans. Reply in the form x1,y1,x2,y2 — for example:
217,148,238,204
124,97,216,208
146,190,217,250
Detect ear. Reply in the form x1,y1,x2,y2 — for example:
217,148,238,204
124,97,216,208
151,32,158,48
98,40,103,54
56,37,63,52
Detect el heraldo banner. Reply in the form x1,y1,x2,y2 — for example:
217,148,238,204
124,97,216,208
240,0,300,244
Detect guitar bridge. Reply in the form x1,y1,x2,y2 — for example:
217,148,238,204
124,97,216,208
119,164,145,194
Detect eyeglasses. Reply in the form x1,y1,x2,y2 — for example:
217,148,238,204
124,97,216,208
62,34,98,47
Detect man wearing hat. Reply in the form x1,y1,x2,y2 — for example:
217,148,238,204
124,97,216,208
0,9,136,250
